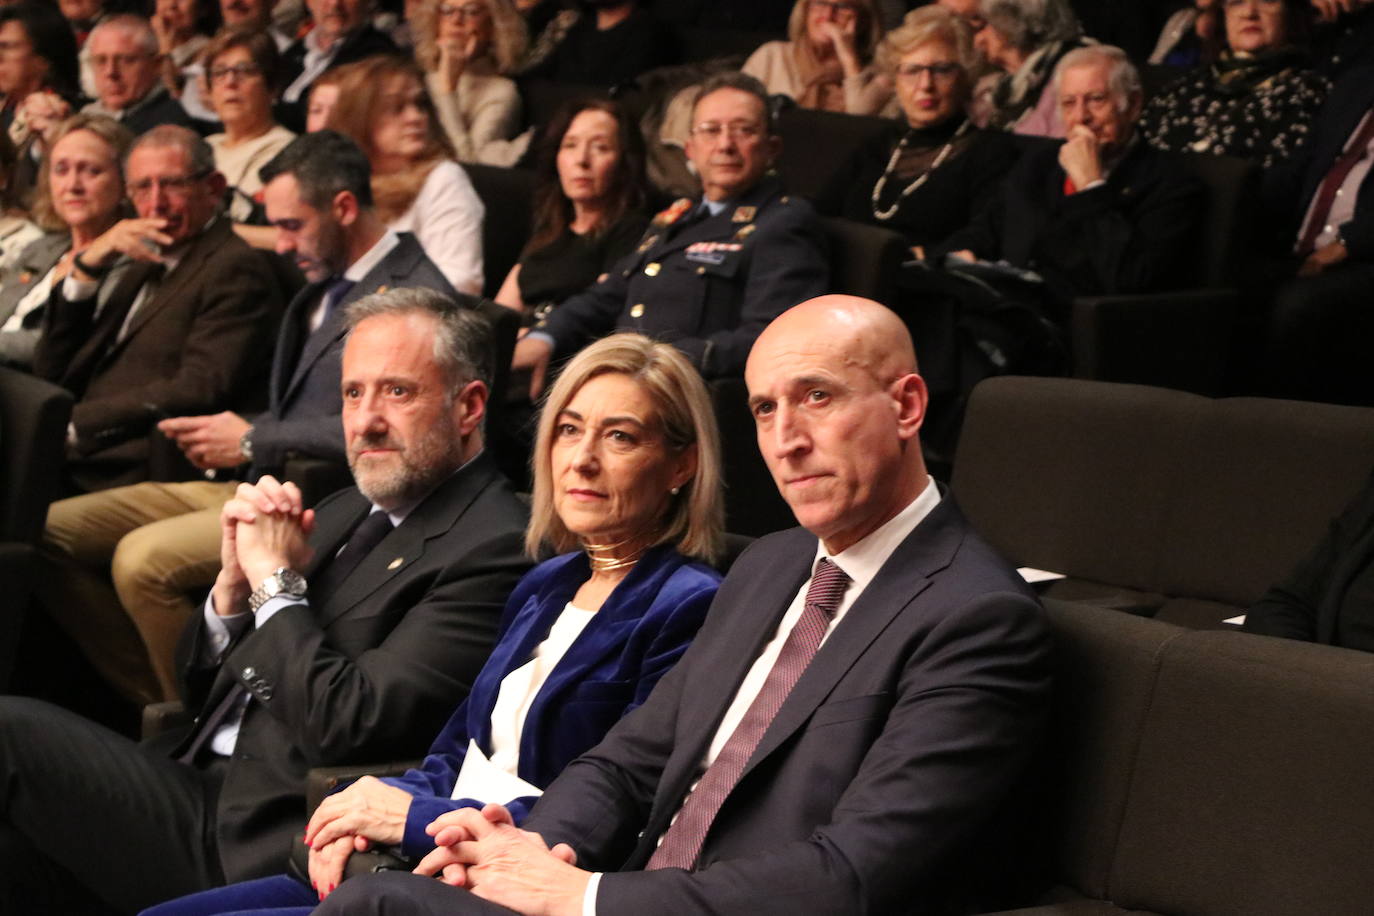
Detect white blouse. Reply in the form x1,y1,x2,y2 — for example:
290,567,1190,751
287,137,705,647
450,602,597,803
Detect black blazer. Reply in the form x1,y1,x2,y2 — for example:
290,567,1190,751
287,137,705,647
1246,469,1374,651
526,497,1054,915
936,139,1205,305
251,232,458,473
275,25,399,131
169,450,532,883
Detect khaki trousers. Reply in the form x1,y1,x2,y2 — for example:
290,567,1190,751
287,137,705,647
38,480,235,704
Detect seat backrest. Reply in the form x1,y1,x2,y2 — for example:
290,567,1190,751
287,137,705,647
952,377,1374,612
675,26,779,63
0,366,73,543
1108,630,1374,915
774,107,892,201
1176,152,1259,288
952,376,1203,590
462,164,536,299
820,217,908,307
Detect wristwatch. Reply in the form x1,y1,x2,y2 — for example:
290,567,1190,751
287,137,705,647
248,566,307,612
239,427,255,463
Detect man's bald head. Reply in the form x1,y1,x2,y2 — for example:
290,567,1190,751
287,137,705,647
746,296,929,553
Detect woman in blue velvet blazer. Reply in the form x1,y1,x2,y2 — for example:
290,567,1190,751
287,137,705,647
142,334,726,915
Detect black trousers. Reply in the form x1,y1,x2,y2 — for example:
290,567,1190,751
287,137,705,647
316,871,521,915
0,697,225,914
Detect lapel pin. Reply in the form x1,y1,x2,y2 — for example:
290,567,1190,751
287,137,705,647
387,557,404,570
732,206,756,223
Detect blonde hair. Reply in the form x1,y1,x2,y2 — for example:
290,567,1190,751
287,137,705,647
32,113,132,232
413,0,529,75
876,5,977,76
526,334,724,565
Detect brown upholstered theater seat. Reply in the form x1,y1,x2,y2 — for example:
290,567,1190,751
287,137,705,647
952,376,1374,628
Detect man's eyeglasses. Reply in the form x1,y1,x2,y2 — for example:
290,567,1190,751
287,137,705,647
128,170,212,200
895,62,962,82
208,62,262,83
690,122,764,143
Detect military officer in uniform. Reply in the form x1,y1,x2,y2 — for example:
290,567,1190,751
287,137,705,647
512,72,829,396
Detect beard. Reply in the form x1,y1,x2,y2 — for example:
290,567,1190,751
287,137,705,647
348,420,464,510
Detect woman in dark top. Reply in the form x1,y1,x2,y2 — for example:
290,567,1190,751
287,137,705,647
1139,0,1328,168
822,5,1018,257
1245,470,1374,652
495,96,649,324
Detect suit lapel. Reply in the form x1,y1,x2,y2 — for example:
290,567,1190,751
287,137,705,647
108,220,228,357
273,281,327,405
737,501,963,782
314,452,500,627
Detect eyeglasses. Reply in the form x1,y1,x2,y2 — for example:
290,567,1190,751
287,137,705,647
896,62,962,82
128,170,212,199
437,3,487,19
208,62,262,82
809,0,859,15
91,52,154,70
690,122,764,143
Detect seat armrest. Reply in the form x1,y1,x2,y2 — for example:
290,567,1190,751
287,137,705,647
142,700,190,740
307,760,424,812
1072,288,1239,395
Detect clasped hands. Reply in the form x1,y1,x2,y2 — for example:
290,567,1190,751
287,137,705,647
410,803,588,916
211,476,315,616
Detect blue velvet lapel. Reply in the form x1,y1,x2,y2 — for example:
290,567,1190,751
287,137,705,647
466,545,691,781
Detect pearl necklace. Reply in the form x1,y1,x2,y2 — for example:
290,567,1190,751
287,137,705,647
870,119,972,221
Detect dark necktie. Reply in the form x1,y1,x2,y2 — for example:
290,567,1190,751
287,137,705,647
321,276,356,318
1296,109,1374,255
646,558,852,871
308,510,394,608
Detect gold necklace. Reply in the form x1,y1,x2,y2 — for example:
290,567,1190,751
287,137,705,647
583,535,649,573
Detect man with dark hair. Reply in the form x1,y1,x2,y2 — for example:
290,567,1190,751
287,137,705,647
36,130,461,706
513,72,828,394
0,287,531,913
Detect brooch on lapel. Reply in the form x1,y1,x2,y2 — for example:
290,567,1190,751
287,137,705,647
387,557,404,570
636,233,660,254
652,198,694,227
732,205,756,223
734,224,756,241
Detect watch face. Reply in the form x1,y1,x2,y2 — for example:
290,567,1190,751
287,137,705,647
276,568,308,596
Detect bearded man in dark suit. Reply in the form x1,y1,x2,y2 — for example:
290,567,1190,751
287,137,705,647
317,294,1053,916
0,288,530,913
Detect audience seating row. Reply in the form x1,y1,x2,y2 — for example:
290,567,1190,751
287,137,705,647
982,599,1374,916
951,376,1374,628
0,367,72,690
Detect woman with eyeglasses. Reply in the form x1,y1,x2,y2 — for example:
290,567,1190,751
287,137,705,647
413,0,532,166
1139,0,1327,169
327,54,485,295
742,0,894,116
201,28,294,247
820,6,1018,257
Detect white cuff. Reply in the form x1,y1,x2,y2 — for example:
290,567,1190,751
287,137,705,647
61,273,99,301
203,594,252,659
582,872,602,916
253,594,305,629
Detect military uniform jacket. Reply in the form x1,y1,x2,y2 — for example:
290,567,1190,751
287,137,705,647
536,176,828,378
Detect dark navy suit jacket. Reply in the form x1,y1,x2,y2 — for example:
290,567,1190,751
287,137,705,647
383,544,721,855
525,499,1053,915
